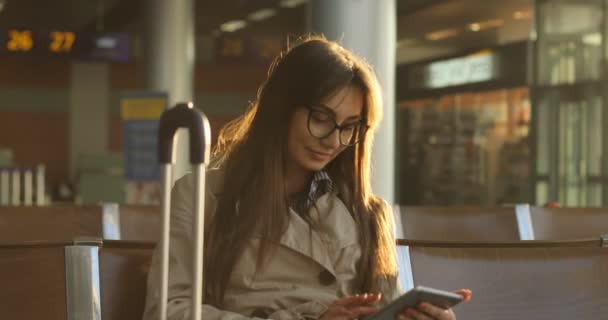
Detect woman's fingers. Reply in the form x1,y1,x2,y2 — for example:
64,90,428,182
453,289,472,302
348,305,378,318
400,308,433,320
334,293,382,306
417,303,455,320
334,295,367,306
360,292,382,304
325,293,381,320
323,306,356,319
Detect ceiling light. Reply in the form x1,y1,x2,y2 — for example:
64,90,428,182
425,29,461,41
480,19,504,29
397,38,417,47
248,8,277,22
0,0,6,12
467,19,504,32
513,10,532,20
279,0,307,9
583,33,602,46
220,20,247,33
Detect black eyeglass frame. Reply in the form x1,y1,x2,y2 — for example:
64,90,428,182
305,106,369,146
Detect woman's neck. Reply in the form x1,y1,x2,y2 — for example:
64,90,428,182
285,163,313,196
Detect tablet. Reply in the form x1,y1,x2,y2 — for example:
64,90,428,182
364,286,463,320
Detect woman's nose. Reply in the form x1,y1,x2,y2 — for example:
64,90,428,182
321,129,341,149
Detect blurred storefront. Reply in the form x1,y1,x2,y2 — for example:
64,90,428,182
397,42,532,205
532,0,608,207
397,0,608,207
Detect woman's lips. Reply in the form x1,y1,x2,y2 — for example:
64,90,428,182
307,148,332,161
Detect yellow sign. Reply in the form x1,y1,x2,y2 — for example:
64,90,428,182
6,29,76,53
121,97,166,120
50,31,76,52
7,30,33,52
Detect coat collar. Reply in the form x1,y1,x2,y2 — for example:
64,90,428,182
280,192,358,277
207,167,358,277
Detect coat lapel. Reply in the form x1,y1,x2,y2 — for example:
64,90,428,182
278,193,359,277
206,167,358,278
279,207,337,276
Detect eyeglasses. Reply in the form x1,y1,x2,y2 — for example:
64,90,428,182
306,106,368,146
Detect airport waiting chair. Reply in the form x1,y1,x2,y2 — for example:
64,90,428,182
396,237,608,320
395,205,531,241
0,239,155,320
528,206,608,240
0,204,161,243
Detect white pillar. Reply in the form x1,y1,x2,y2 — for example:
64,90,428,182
145,0,196,181
69,63,109,176
308,0,397,204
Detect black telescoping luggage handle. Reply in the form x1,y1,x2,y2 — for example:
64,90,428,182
157,101,210,320
158,102,210,165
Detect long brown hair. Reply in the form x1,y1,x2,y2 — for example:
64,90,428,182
204,35,397,306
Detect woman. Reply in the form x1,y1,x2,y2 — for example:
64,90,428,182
143,35,471,320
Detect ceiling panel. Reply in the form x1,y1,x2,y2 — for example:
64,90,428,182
397,0,534,63
0,0,534,64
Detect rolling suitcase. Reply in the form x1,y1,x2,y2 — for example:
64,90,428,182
157,102,211,320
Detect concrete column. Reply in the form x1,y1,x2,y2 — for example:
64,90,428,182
308,0,397,204
69,62,109,176
145,0,196,181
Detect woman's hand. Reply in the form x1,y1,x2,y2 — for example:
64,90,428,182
398,289,472,320
319,293,382,320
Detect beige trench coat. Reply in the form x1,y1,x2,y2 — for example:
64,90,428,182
143,169,402,320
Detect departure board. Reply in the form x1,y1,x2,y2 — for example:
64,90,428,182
0,28,130,62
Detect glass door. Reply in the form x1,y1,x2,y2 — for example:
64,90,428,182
398,87,531,206
533,0,608,206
